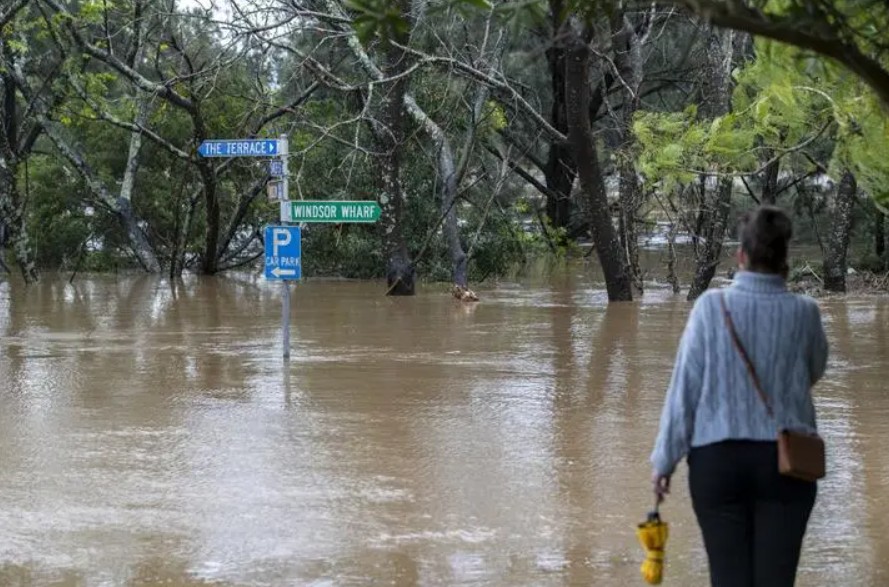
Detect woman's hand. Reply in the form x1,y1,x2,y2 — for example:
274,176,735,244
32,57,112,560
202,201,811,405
652,471,671,504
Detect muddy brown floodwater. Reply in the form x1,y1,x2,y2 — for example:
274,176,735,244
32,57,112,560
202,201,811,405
0,269,887,586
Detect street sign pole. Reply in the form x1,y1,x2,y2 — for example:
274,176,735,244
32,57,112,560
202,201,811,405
279,135,291,360
198,135,299,361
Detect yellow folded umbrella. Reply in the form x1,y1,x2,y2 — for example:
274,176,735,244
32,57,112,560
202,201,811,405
637,506,668,585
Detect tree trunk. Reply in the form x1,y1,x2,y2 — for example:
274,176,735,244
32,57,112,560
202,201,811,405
198,161,220,275
439,141,467,287
0,48,37,283
687,26,738,302
760,151,780,204
823,170,856,292
334,0,416,295
170,191,199,278
564,26,632,302
117,197,159,272
379,47,414,296
610,12,649,295
117,96,161,272
666,221,681,294
403,96,467,287
543,0,576,231
0,167,37,283
875,207,885,260
617,159,643,293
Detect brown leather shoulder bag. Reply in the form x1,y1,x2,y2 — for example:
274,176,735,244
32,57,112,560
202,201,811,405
719,292,825,482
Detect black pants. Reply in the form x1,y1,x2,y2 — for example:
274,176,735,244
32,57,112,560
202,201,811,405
688,440,817,587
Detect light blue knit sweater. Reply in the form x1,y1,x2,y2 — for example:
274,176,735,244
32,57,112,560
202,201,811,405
650,271,829,477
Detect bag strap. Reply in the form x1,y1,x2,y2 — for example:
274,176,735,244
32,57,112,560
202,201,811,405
719,292,774,417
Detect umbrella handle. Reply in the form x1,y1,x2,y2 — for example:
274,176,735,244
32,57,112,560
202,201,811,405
646,497,661,522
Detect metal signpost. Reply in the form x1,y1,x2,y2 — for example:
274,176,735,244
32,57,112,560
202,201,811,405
198,135,297,359
197,135,383,360
273,135,293,359
264,225,300,358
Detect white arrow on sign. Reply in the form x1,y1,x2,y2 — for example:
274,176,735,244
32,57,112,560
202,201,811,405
271,267,297,277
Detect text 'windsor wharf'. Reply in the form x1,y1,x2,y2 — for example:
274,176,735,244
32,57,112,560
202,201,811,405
285,202,379,222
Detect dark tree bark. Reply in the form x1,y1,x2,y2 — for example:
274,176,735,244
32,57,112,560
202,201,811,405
760,151,780,205
0,166,37,283
543,0,576,231
610,11,650,295
0,40,38,283
564,25,633,302
197,160,220,275
823,170,856,292
378,43,414,296
687,26,740,302
876,208,885,260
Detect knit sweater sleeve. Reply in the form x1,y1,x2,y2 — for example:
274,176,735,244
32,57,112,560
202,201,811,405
808,300,829,386
650,295,708,477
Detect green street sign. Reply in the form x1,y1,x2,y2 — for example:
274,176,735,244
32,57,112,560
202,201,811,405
280,200,382,223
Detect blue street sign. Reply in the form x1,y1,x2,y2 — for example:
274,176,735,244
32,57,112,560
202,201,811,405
264,226,301,280
269,160,285,177
198,139,279,158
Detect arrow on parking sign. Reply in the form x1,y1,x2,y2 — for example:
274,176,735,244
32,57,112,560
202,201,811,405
271,267,297,278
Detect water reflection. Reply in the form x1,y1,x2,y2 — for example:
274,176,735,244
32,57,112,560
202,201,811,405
0,273,886,585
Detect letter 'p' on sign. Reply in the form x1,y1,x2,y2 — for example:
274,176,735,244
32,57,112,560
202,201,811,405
272,228,291,257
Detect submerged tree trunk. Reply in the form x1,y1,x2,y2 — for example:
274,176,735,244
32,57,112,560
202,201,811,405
610,12,649,295
0,166,37,283
564,25,632,302
379,48,414,296
823,170,856,292
617,160,643,293
687,26,738,302
117,97,160,272
197,161,220,275
335,0,416,295
438,138,467,287
0,44,38,283
666,221,681,294
404,96,467,287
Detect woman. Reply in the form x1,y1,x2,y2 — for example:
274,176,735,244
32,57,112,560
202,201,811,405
650,206,829,587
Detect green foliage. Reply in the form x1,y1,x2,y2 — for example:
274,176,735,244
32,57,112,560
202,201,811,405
467,214,529,281
480,100,508,136
633,39,889,208
633,105,757,191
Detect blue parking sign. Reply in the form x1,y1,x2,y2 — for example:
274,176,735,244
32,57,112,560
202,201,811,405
264,226,301,280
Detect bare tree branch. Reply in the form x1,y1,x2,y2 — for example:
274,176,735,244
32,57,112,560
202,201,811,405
66,76,194,161
42,0,197,112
